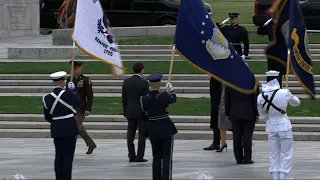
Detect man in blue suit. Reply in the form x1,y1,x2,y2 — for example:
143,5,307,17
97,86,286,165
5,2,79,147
140,73,178,180
42,71,80,180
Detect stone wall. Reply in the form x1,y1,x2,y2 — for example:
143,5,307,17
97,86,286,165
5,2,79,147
0,0,39,39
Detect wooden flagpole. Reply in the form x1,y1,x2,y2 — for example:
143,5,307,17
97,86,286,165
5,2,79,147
168,45,175,82
70,41,76,81
285,49,291,88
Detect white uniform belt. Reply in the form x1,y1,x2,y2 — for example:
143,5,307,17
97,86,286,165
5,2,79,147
52,113,74,120
148,114,169,121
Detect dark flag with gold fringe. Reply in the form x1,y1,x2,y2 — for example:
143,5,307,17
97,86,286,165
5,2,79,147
265,0,289,65
174,0,258,94
266,0,315,99
288,0,316,99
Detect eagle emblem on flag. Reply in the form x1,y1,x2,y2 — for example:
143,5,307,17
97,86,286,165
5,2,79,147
205,27,231,60
97,15,115,44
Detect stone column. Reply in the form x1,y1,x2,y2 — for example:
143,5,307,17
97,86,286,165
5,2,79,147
0,0,40,39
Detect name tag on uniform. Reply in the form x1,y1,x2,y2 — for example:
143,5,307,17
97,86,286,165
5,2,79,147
77,80,83,87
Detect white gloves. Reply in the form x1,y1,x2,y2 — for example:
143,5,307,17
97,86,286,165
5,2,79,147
68,82,75,89
241,55,246,60
166,82,172,89
166,82,174,91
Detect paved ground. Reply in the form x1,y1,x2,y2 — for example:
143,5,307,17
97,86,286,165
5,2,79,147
0,139,319,179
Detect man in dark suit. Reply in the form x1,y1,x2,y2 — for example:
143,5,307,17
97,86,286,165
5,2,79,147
122,62,149,162
203,77,221,150
225,86,259,164
43,71,80,180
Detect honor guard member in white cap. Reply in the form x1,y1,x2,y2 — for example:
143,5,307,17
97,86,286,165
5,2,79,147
140,73,177,180
257,70,301,180
43,71,80,180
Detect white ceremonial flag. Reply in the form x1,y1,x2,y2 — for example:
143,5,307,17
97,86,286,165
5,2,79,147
72,0,125,76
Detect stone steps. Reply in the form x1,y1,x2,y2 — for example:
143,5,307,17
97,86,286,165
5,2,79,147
1,129,319,141
0,115,319,140
0,74,318,81
8,48,320,56
75,54,319,60
7,51,320,60
0,93,315,98
1,121,320,132
6,45,320,59
1,114,318,123
0,86,316,94
6,44,320,49
0,80,317,87
0,74,317,97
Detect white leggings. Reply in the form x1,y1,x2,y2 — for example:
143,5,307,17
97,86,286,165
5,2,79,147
268,129,293,180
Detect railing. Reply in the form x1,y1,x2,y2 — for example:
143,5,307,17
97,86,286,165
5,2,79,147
306,30,320,33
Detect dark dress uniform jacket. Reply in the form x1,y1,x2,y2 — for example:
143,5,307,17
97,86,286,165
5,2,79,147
209,77,222,129
122,75,149,119
224,87,259,120
220,24,249,56
43,87,80,138
141,90,178,139
67,74,94,114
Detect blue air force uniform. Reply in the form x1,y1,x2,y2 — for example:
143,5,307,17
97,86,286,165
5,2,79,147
140,73,178,180
42,71,80,180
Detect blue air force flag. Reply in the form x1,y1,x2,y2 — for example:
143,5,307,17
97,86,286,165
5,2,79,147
289,0,315,98
174,0,258,93
72,0,125,75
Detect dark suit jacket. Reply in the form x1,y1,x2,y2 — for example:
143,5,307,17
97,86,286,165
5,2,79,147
122,75,149,119
209,77,222,129
224,86,259,121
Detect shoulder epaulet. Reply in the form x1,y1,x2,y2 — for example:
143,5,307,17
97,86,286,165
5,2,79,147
240,26,248,30
82,75,91,83
81,74,89,79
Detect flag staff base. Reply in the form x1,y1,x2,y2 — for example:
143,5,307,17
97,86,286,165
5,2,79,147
285,49,291,88
70,41,76,81
168,45,175,82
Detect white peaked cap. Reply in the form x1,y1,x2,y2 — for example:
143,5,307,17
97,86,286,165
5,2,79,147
265,70,280,77
50,71,67,81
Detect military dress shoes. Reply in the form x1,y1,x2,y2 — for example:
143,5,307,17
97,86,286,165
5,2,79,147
86,144,97,154
237,160,244,164
242,160,254,164
203,144,220,150
134,158,148,162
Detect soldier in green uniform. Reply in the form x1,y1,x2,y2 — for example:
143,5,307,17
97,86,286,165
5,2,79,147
67,61,96,154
